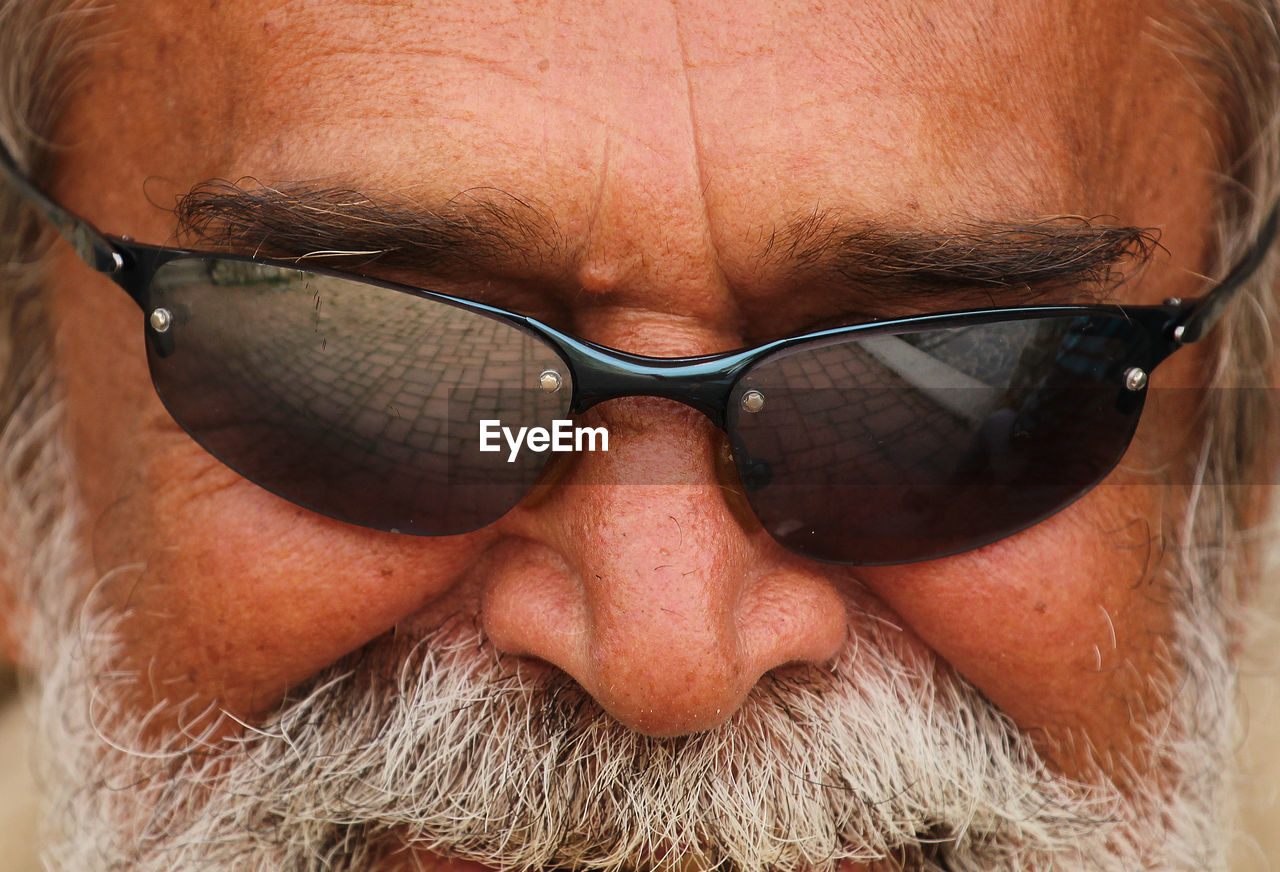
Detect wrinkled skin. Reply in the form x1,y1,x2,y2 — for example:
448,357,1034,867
27,0,1228,867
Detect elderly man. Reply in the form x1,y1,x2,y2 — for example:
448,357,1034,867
0,1,1278,870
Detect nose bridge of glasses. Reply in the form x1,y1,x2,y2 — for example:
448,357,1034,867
539,328,758,429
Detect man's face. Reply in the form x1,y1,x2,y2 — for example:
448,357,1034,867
25,0,1242,869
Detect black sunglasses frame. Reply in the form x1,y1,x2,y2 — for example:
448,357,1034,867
111,242,1180,430
5,141,1276,419
2,141,1277,562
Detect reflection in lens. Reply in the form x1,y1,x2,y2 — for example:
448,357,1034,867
145,258,572,534
728,315,1152,565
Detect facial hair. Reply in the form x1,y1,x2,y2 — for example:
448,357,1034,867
29,588,1233,872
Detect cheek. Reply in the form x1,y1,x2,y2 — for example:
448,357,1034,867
861,483,1179,775
101,462,497,718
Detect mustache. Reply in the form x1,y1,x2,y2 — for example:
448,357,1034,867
63,617,1128,872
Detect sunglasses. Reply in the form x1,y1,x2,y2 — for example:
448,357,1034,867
3,145,1276,565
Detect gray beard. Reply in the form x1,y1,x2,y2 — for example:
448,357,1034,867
29,588,1234,872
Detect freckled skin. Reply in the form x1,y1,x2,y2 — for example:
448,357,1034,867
29,0,1229,862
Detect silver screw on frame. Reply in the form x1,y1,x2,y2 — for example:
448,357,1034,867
1123,367,1148,391
740,389,765,413
539,370,563,393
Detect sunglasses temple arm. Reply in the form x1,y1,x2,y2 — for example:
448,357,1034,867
0,138,124,276
1176,205,1279,345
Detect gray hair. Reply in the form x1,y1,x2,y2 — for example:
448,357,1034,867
1177,0,1280,573
0,0,102,656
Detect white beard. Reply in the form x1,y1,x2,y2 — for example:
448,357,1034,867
27,582,1234,872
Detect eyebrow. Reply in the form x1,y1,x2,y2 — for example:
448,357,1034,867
172,180,1160,302
172,179,562,274
764,210,1160,304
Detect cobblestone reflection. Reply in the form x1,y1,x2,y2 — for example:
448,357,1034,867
730,318,1135,562
148,259,571,533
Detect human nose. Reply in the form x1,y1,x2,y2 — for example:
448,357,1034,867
480,399,849,737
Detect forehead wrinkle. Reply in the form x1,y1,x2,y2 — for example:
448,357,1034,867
851,1,1178,211
668,0,1192,234
221,3,704,184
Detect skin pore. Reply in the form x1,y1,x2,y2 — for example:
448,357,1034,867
21,0,1240,868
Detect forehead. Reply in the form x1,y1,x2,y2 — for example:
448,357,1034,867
66,0,1215,294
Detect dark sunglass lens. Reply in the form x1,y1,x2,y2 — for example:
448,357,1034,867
728,314,1154,564
143,258,572,534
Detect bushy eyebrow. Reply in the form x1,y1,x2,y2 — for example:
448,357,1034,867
765,210,1160,303
172,180,1159,301
172,179,562,273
